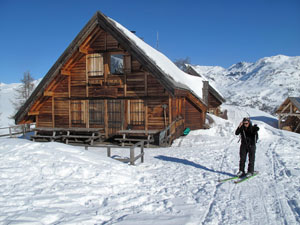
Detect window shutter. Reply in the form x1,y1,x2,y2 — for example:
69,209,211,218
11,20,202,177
87,53,104,76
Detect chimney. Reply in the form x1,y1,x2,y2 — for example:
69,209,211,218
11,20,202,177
202,81,209,105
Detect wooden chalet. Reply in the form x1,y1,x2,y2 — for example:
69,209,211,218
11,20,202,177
185,65,225,116
14,11,217,145
276,97,300,133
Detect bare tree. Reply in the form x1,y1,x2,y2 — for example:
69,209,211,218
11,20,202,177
11,71,35,118
174,57,191,72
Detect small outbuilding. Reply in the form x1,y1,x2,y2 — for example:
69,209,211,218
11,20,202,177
276,97,300,133
185,65,225,116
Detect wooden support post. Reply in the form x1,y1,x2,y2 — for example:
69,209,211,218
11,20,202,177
281,102,292,114
36,115,39,127
68,75,71,127
86,100,89,128
127,100,131,125
52,97,55,128
104,100,108,138
124,73,127,97
107,147,111,157
141,143,144,163
130,146,135,165
162,104,167,128
69,100,71,127
145,100,148,133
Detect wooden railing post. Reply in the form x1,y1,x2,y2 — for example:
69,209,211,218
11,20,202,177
107,146,111,157
141,142,144,163
130,146,135,165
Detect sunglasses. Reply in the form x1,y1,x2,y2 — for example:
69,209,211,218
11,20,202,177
243,122,249,125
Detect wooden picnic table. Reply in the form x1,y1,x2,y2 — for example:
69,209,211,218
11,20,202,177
116,129,159,147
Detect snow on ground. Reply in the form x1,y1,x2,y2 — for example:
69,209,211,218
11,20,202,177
0,106,300,225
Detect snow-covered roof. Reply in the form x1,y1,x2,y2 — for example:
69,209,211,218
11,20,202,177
108,17,206,101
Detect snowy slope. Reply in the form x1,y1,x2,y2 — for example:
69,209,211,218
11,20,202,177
0,82,19,127
1,106,299,224
190,55,300,114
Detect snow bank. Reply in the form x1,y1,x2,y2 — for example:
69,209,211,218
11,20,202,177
0,106,299,224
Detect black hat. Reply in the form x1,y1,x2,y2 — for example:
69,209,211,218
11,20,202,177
243,117,250,122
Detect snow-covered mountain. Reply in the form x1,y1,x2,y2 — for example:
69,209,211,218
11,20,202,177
190,55,300,114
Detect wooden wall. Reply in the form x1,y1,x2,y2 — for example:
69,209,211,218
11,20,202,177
185,99,203,130
37,97,52,127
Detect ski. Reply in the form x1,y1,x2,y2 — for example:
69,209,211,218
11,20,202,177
234,171,259,184
218,176,239,183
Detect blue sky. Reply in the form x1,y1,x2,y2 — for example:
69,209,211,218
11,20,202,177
0,0,299,83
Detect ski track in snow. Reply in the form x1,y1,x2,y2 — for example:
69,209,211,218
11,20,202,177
0,106,300,224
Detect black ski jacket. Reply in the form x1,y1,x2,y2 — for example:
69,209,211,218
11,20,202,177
235,123,259,146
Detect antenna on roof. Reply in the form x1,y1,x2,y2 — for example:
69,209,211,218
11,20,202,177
156,31,159,50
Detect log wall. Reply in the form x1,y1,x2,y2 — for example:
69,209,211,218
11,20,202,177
185,99,203,130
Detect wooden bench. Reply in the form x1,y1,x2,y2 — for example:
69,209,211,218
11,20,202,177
31,128,64,142
62,128,104,145
114,137,150,146
116,130,158,147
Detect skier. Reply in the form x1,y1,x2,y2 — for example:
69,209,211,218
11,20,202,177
235,117,259,177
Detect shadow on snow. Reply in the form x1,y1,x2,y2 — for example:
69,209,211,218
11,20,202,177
154,155,235,177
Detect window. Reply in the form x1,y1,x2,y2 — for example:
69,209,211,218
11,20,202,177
110,54,124,75
89,100,104,125
129,100,144,126
71,100,86,125
87,53,104,76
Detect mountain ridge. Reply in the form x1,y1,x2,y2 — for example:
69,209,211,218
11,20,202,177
189,54,300,114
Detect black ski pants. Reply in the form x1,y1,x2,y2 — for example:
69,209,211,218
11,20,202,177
239,144,256,173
